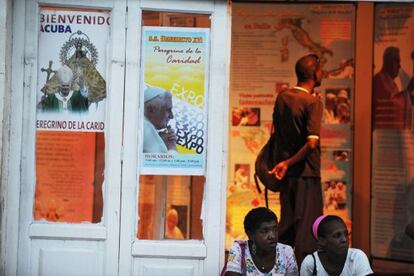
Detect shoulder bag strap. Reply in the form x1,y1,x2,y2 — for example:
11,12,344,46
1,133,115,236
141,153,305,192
265,186,269,208
311,252,317,275
236,241,247,276
254,173,262,194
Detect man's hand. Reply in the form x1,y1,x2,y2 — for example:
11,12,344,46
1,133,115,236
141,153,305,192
78,76,85,90
268,161,288,180
405,220,414,240
40,93,48,103
159,127,177,151
78,76,89,98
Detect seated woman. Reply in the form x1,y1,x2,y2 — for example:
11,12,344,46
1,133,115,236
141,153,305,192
300,215,373,276
225,207,298,275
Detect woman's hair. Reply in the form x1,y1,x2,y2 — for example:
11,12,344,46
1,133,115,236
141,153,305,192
317,215,346,239
244,207,277,235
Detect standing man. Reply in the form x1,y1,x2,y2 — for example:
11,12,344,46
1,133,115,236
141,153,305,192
373,46,414,129
39,65,89,113
269,54,324,265
143,85,177,153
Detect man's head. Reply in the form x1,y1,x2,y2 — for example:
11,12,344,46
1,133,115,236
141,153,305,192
325,91,337,109
337,89,348,98
295,54,322,87
382,46,401,79
144,85,174,129
56,65,74,97
337,89,349,105
166,208,179,229
337,102,350,119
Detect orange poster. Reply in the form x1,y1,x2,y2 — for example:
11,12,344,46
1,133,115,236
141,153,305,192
34,131,96,222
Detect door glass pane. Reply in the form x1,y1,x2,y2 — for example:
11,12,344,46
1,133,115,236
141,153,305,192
34,6,109,223
137,11,210,240
371,3,414,262
138,175,204,240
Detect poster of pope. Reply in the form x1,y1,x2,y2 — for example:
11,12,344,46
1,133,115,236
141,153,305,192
36,7,110,132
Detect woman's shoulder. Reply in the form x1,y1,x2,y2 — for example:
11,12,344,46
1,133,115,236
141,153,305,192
348,248,368,258
301,252,315,265
232,240,247,246
347,248,374,274
347,248,371,266
276,242,293,250
229,240,248,252
276,242,295,255
299,252,318,276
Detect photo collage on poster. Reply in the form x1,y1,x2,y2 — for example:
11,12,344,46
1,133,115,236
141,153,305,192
227,3,355,248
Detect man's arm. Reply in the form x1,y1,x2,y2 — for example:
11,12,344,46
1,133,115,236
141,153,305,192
408,77,414,104
405,220,414,239
390,76,414,100
269,137,318,180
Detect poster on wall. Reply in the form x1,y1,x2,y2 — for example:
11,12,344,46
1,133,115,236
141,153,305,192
34,131,97,222
34,7,109,223
140,27,209,175
227,3,355,248
371,3,414,262
36,7,109,132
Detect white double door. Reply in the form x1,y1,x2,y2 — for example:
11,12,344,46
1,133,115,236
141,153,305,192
12,0,230,275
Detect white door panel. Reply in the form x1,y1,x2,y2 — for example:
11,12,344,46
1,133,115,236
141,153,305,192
17,0,126,275
120,1,230,275
33,241,104,276
134,258,202,276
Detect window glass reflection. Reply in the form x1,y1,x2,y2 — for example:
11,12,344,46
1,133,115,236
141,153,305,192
137,175,204,240
137,11,210,240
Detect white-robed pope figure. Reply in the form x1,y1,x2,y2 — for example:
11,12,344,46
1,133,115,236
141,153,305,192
143,85,177,153
39,65,89,113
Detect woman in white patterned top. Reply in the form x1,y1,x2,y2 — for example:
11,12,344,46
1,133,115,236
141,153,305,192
225,207,298,276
